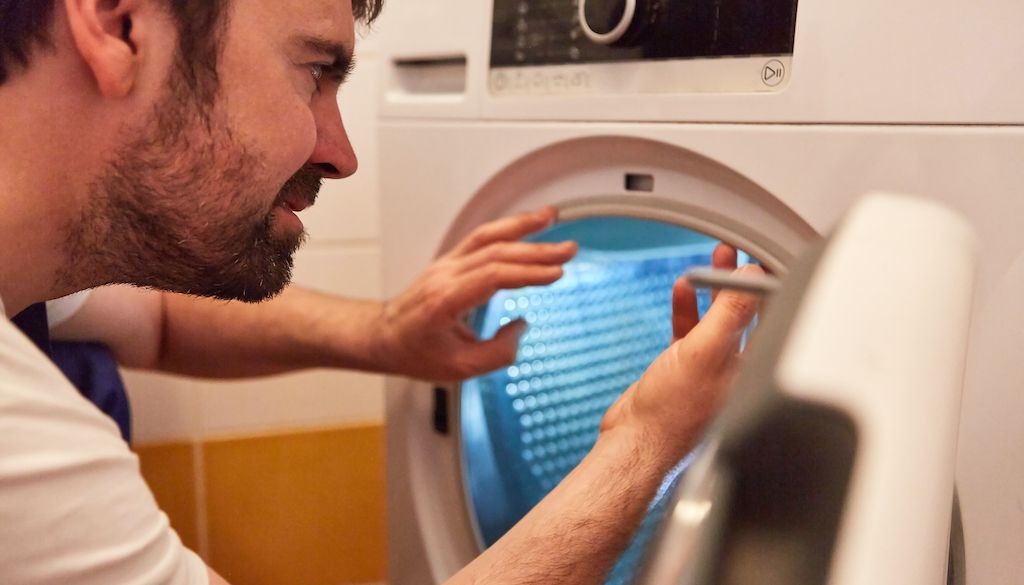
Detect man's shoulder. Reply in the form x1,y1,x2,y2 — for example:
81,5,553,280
0,313,208,585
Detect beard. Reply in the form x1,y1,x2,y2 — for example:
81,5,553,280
66,69,321,303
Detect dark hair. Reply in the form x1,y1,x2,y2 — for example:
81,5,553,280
0,0,384,86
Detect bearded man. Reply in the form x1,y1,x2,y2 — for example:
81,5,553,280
0,0,761,583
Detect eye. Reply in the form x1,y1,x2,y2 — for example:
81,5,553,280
310,64,326,83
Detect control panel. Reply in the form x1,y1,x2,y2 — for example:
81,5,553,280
489,0,799,95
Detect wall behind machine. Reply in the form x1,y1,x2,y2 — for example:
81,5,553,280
125,28,389,585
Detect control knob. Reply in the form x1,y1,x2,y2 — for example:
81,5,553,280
578,0,663,47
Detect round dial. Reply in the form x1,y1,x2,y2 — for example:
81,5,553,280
579,0,662,47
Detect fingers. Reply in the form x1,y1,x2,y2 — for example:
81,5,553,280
710,243,738,304
446,263,565,315
447,207,558,258
456,240,577,275
712,243,738,269
672,276,700,342
691,264,763,356
443,210,574,319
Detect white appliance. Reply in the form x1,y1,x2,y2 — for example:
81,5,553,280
377,1,1024,583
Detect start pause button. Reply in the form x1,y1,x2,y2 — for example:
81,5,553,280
762,59,786,87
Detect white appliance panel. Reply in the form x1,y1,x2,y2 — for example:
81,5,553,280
377,0,1024,124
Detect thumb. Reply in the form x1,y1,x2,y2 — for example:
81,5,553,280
462,319,528,376
672,276,700,342
693,265,762,352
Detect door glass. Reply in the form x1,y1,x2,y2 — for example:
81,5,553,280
461,216,756,584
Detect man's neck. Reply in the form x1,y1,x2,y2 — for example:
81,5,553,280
0,179,69,317
0,71,100,316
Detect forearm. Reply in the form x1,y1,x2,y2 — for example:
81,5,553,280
157,287,387,378
448,426,675,585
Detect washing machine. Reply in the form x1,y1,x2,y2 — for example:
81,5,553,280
377,1,1024,583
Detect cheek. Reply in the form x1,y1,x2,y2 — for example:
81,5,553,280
221,79,318,182
268,102,319,177
217,18,318,180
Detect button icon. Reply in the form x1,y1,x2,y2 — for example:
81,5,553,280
493,72,509,93
762,60,786,87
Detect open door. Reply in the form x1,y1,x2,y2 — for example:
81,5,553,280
638,194,975,585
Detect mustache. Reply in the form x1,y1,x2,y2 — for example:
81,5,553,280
275,166,323,209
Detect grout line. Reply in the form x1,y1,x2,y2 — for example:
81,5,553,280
192,440,211,560
132,418,388,449
201,418,386,444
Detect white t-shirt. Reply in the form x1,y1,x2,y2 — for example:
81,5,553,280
0,295,208,584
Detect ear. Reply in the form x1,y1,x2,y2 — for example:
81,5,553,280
64,0,143,97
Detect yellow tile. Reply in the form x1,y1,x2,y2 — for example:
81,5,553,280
204,424,387,585
135,443,201,552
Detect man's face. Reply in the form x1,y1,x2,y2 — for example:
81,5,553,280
72,0,358,302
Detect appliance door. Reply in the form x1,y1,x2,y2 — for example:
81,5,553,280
637,194,975,585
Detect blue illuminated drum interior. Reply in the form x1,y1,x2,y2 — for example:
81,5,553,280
461,216,754,584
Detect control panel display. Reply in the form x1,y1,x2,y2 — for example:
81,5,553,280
490,0,799,95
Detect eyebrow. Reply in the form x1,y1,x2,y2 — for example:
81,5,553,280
295,35,357,83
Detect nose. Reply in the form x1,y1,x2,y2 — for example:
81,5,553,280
308,94,358,179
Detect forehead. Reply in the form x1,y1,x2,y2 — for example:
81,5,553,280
235,0,356,52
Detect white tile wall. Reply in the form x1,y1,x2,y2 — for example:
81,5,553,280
293,245,382,299
193,369,384,439
127,32,388,446
305,36,383,245
122,370,203,444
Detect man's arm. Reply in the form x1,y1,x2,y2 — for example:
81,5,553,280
447,259,762,584
451,426,667,584
54,285,409,378
52,208,577,381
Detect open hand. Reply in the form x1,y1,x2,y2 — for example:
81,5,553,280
600,244,763,461
376,207,577,381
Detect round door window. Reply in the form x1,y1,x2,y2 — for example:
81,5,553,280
460,216,757,584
